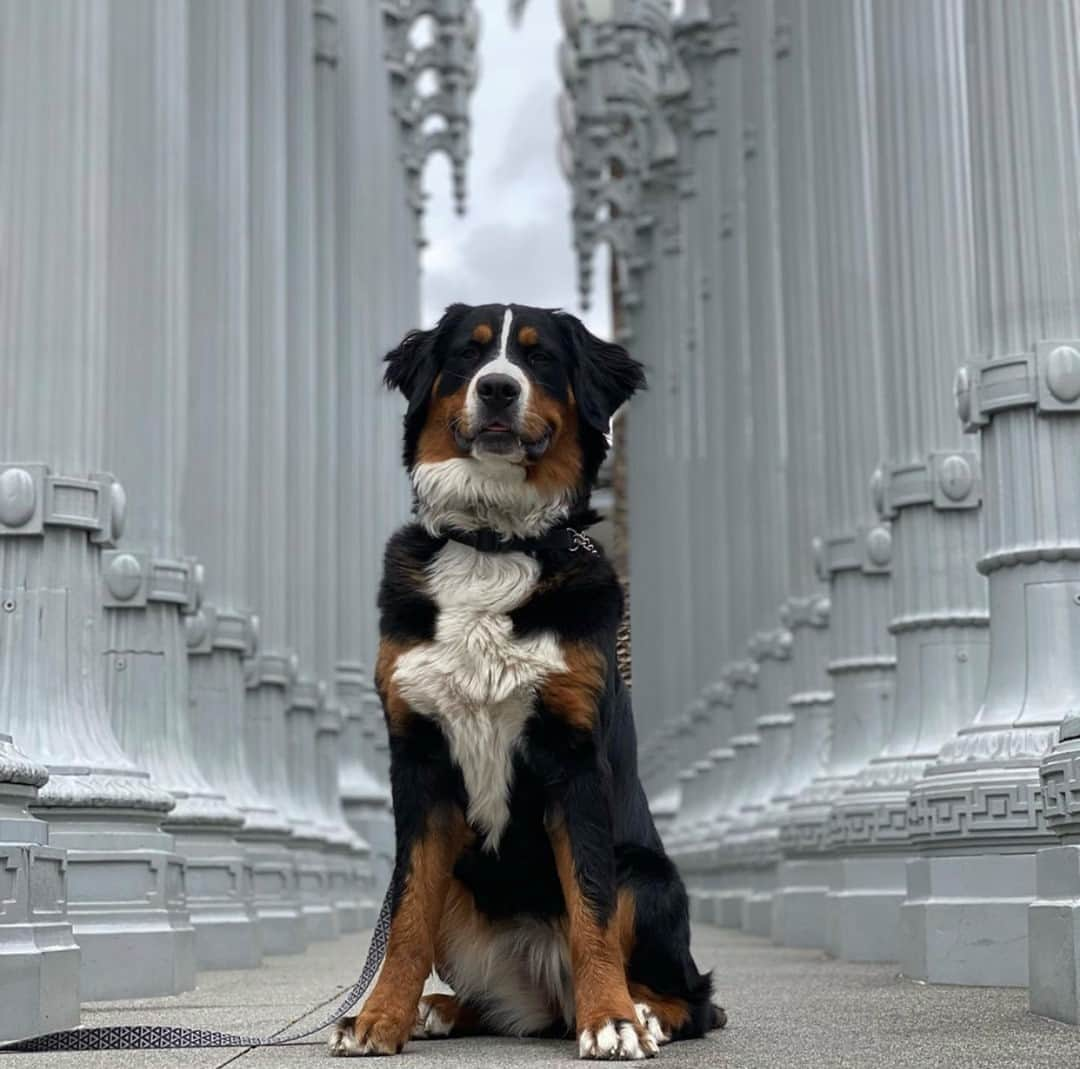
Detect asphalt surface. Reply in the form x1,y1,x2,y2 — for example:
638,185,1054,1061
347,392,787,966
13,923,1080,1068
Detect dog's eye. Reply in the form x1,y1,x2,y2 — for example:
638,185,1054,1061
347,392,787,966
527,350,550,365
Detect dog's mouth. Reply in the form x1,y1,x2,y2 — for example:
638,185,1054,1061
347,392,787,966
453,420,553,460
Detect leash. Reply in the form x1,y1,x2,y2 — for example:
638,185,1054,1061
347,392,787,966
0,884,392,1053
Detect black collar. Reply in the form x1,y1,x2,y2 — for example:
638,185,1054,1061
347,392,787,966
443,524,599,556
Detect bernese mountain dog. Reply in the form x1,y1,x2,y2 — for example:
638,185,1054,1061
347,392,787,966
329,303,724,1059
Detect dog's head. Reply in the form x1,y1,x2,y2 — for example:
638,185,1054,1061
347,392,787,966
385,303,646,536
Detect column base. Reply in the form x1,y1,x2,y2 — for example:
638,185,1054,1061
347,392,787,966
327,845,369,933
826,854,906,962
49,814,196,1000
1029,844,1080,1022
772,857,834,947
294,844,340,943
174,829,262,970
244,839,305,956
900,852,1035,986
345,803,393,899
239,842,300,958
707,865,751,929
741,863,778,936
0,845,80,1043
687,886,715,926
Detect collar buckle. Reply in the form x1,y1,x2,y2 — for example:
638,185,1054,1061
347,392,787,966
567,527,597,555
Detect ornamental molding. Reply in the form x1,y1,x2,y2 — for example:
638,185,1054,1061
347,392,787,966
559,0,692,311
185,602,259,657
0,732,48,789
702,679,735,707
747,627,793,662
780,593,830,630
34,770,175,813
813,524,893,580
871,450,982,518
0,464,125,546
383,0,479,234
907,762,1054,846
101,552,203,612
828,793,910,850
723,658,759,689
955,340,1080,431
246,649,299,691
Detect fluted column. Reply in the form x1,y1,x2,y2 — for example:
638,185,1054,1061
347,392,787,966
904,0,1080,988
0,0,194,1000
651,6,728,843
311,0,372,933
798,0,896,961
244,0,306,956
184,0,291,965
0,734,78,1042
285,0,338,942
661,2,744,898
714,0,795,938
811,0,987,966
334,0,402,895
101,0,261,973
769,0,835,949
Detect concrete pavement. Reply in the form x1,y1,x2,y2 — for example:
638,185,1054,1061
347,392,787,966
10,924,1080,1068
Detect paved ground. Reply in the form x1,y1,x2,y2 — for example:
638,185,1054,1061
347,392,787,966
12,924,1080,1068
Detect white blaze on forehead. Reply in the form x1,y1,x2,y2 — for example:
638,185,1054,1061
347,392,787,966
466,306,532,423
497,305,514,358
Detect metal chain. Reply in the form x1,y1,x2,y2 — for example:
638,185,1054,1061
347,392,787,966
0,885,392,1053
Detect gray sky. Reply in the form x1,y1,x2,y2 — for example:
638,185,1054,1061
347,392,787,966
419,0,612,337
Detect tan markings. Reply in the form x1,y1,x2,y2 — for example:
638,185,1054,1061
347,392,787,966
471,322,494,345
549,820,643,1039
614,887,636,964
375,636,423,735
627,982,691,1034
415,378,469,465
524,389,583,497
434,877,487,977
347,809,468,1054
539,642,606,732
517,325,539,347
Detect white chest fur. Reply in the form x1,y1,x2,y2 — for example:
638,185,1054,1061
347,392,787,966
392,541,565,851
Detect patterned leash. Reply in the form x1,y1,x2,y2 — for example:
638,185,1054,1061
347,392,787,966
0,885,392,1053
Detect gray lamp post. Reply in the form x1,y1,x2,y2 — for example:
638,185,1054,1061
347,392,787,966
769,0,834,949
904,0,1080,988
821,0,986,965
0,0,192,1001
0,736,79,1041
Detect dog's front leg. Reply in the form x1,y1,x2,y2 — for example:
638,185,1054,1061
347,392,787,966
329,720,466,1058
544,766,658,1061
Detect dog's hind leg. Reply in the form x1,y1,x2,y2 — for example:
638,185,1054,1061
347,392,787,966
617,843,726,1043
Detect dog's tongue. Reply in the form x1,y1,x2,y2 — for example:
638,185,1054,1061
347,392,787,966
485,422,510,433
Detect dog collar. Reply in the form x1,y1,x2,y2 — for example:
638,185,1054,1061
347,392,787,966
444,525,598,556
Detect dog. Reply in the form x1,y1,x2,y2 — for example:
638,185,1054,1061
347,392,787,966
329,303,724,1059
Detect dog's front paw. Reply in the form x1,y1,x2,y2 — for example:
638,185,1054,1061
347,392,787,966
328,1011,411,1057
578,1017,658,1061
634,1003,671,1047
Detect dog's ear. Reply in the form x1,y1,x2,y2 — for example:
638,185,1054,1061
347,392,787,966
384,303,469,416
559,313,647,432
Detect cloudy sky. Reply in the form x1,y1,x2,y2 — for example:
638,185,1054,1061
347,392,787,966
419,0,612,337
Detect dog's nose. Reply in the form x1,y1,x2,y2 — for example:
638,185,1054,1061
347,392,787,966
476,373,521,410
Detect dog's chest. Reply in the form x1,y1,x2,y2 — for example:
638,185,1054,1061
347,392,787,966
393,542,565,850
